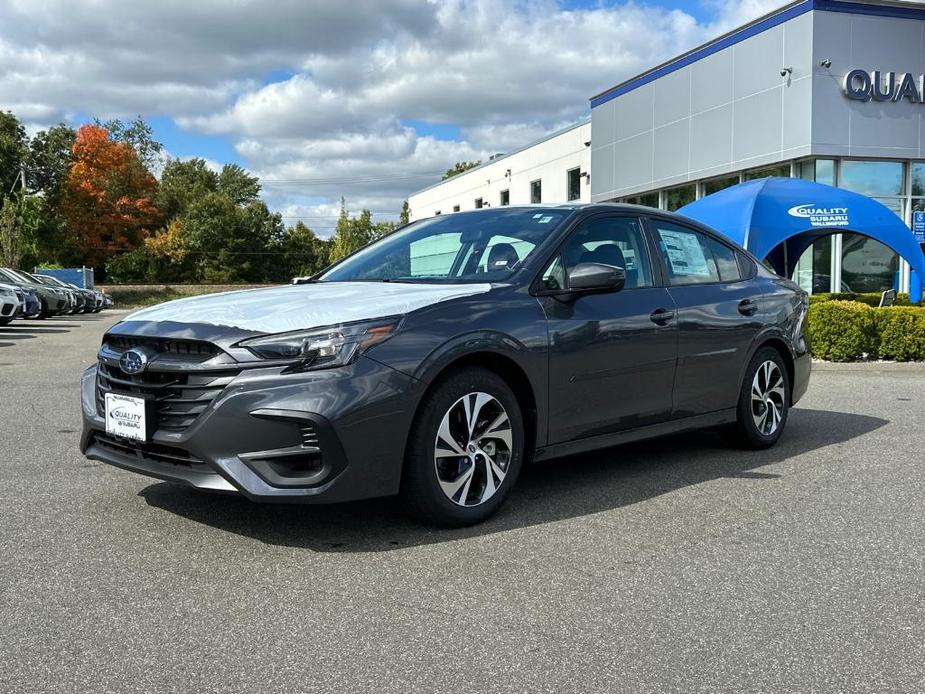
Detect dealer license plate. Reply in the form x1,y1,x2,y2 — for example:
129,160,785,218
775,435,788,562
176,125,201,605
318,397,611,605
105,392,149,442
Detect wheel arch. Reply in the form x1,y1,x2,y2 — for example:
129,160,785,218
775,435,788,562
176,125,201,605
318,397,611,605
749,335,796,405
407,348,541,467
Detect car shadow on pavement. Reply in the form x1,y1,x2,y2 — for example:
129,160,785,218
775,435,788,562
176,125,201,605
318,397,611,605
139,407,888,553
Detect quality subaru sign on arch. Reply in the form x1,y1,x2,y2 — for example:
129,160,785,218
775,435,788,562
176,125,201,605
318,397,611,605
787,204,850,227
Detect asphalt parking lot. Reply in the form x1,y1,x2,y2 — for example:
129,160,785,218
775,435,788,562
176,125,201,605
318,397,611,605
1,312,924,693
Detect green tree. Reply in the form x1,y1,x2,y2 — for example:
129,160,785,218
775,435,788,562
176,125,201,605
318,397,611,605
217,164,261,206
442,160,480,180
284,221,329,278
0,194,44,269
0,111,28,195
157,158,219,220
399,199,411,226
26,124,75,201
96,116,164,170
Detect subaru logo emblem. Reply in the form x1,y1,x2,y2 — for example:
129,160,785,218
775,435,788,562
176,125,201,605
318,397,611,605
119,348,148,375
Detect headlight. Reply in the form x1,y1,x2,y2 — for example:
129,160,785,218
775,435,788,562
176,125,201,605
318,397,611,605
238,317,402,369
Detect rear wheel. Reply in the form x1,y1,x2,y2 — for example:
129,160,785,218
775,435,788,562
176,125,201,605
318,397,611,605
728,347,790,449
400,367,524,527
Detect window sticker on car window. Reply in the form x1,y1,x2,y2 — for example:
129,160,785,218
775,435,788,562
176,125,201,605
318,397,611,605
659,229,710,276
538,216,553,224
533,214,543,219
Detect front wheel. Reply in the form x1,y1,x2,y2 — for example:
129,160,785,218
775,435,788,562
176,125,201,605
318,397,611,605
728,347,790,449
400,367,524,527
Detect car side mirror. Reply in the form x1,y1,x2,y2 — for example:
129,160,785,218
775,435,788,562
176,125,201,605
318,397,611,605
567,262,625,292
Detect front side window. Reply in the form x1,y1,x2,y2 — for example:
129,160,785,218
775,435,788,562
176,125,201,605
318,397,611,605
530,180,542,204
653,221,721,285
567,168,581,201
321,208,572,283
541,216,652,291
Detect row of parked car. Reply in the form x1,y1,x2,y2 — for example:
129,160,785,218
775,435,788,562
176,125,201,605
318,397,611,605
0,267,113,325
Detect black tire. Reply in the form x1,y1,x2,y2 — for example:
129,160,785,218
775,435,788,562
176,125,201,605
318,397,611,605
728,346,790,449
0,316,11,326
400,367,525,527
36,298,49,319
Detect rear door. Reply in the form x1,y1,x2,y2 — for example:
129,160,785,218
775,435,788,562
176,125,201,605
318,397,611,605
542,213,678,443
646,217,764,418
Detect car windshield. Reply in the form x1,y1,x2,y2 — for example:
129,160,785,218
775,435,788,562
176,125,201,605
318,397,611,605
320,208,574,283
1,268,31,285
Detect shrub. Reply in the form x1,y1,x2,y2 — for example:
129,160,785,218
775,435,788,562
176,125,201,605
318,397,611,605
807,300,877,361
874,307,925,361
809,291,918,307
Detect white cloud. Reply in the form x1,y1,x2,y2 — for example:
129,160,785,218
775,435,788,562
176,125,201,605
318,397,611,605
0,0,790,225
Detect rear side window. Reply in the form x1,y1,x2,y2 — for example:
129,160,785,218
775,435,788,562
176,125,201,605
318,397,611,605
737,252,758,279
652,222,720,285
706,237,741,282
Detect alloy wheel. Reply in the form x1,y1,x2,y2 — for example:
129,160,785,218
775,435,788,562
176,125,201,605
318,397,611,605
751,360,786,436
433,391,513,507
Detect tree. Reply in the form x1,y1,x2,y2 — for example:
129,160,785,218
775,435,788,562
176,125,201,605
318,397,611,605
157,158,218,220
61,124,160,267
283,222,329,278
442,160,480,180
217,164,260,206
399,199,411,226
27,124,76,202
96,116,164,170
0,111,28,195
0,194,43,268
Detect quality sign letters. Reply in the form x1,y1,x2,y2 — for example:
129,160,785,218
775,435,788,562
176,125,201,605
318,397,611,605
788,204,850,227
843,69,925,103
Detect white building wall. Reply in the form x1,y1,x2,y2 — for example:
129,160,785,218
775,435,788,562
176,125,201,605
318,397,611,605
590,7,815,202
408,121,591,221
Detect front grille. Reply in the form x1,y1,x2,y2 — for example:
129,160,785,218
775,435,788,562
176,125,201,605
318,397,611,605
96,361,240,432
91,432,209,470
106,336,220,362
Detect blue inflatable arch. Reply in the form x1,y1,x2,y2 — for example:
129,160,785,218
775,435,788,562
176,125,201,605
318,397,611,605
678,177,925,302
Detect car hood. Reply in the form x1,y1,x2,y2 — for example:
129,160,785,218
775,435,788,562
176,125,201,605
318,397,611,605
124,281,492,334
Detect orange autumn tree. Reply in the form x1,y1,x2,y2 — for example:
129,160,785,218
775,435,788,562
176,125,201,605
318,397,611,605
61,124,160,267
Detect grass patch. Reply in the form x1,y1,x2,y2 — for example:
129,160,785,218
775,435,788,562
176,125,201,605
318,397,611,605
106,286,248,309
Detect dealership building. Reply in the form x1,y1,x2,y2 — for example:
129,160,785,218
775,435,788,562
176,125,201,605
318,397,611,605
407,0,925,295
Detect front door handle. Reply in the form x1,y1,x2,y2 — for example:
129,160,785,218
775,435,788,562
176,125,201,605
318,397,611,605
738,299,759,316
650,307,675,325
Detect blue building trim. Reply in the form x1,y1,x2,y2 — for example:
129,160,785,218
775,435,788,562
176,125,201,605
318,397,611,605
589,0,925,109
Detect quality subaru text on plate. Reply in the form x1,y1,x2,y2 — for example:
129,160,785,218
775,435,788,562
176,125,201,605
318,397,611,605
80,204,810,526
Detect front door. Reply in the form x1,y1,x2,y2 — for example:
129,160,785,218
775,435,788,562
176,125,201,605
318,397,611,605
542,214,678,444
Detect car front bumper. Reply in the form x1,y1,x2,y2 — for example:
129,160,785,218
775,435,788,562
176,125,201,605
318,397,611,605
80,356,423,503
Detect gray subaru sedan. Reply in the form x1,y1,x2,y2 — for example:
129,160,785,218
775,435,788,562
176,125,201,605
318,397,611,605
80,205,810,526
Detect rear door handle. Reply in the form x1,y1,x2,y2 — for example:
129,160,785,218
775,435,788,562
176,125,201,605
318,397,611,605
738,299,759,316
650,308,675,325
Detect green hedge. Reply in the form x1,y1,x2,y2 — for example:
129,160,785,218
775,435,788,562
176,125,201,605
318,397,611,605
808,291,917,307
808,301,877,361
874,308,925,361
807,300,925,361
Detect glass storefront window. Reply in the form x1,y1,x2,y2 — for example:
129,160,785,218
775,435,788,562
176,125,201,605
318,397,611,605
665,184,695,211
623,192,659,208
813,235,833,293
912,164,925,196
841,233,898,293
744,164,790,181
816,160,836,186
840,160,903,197
703,175,740,196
